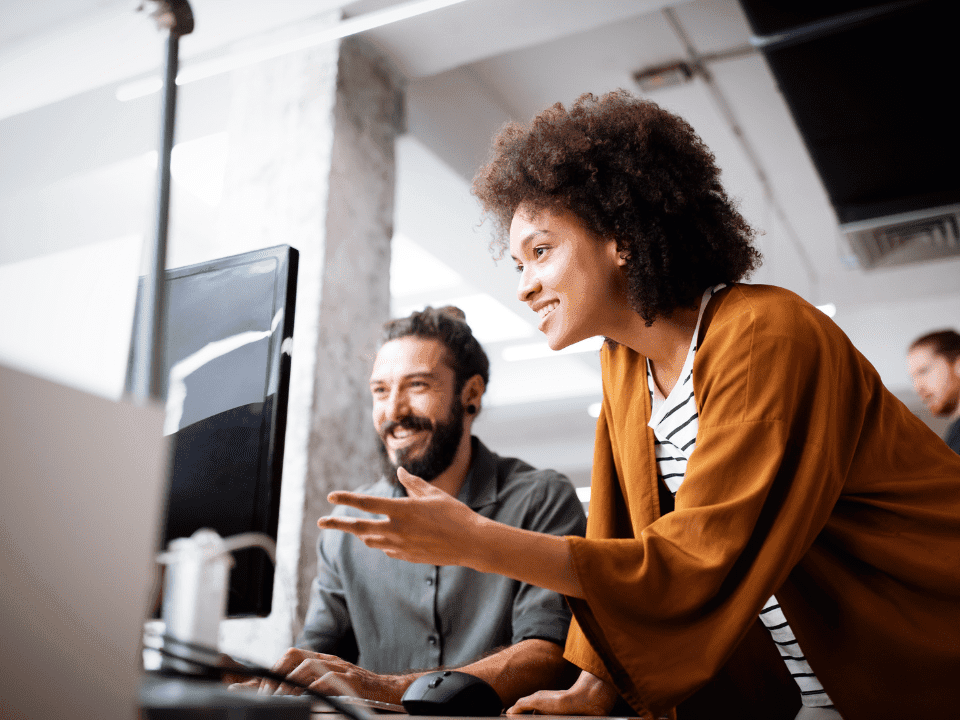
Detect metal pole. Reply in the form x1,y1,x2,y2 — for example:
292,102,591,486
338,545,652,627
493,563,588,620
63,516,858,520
133,1,194,403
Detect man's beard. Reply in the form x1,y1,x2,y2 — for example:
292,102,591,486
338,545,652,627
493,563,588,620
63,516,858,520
377,399,466,483
934,395,959,417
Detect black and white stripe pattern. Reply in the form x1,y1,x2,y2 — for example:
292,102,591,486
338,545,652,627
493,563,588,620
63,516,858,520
759,597,833,706
650,371,698,494
646,285,833,710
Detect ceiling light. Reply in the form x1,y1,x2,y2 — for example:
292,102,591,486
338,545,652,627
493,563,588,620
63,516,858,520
389,234,463,297
632,61,693,93
393,293,533,344
501,336,604,362
587,402,602,418
816,303,837,318
116,77,163,102
140,133,228,206
576,486,591,503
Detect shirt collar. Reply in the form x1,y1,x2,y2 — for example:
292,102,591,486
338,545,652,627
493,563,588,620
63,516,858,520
648,284,724,428
456,436,499,510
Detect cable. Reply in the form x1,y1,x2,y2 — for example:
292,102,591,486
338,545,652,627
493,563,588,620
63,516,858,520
147,632,374,720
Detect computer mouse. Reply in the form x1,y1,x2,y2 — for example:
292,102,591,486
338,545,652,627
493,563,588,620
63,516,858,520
401,670,503,716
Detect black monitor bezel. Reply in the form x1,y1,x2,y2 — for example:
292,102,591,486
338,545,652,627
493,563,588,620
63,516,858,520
128,244,298,617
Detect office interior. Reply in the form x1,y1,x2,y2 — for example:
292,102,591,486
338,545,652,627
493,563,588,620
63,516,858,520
2,0,959,695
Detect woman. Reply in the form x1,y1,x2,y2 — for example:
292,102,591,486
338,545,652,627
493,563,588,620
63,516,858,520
319,91,960,720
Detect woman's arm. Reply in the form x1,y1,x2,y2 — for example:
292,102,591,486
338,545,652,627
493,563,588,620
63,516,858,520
506,669,620,716
317,468,585,598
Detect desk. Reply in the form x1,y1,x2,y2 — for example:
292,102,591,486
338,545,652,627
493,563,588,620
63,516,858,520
140,677,641,720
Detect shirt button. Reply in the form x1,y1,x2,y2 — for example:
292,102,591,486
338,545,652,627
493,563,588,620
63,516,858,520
428,636,437,645
426,577,434,586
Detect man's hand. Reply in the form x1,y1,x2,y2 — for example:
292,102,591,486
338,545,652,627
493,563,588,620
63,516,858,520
230,648,410,704
506,669,620,716
318,468,484,567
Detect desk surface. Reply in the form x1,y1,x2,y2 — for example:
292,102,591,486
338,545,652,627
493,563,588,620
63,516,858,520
315,716,638,720
141,675,641,720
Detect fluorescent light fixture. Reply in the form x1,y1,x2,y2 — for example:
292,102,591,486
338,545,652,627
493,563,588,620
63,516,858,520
576,486,591,503
116,77,163,102
394,293,534,344
502,336,604,362
587,402,602,418
116,0,475,101
140,132,228,206
390,234,464,297
170,132,228,206
817,303,837,318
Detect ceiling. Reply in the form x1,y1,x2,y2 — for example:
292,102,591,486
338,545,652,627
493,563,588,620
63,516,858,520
1,0,958,487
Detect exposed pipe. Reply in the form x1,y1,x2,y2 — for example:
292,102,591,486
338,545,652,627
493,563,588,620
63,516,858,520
661,6,821,301
750,0,927,51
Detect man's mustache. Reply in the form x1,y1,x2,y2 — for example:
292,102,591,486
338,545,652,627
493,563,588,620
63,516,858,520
380,415,433,438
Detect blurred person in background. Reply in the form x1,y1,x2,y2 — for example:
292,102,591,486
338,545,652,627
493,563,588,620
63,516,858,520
908,329,960,454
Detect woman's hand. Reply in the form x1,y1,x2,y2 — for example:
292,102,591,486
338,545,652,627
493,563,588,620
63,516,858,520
507,670,620,716
317,468,484,567
320,468,583,597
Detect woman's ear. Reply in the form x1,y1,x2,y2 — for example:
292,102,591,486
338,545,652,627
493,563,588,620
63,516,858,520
608,238,628,267
606,238,630,267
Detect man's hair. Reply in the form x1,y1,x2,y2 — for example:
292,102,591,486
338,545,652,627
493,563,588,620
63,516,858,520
380,306,490,394
472,90,762,324
910,329,960,363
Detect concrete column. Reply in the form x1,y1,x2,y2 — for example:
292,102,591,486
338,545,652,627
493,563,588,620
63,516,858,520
215,33,403,665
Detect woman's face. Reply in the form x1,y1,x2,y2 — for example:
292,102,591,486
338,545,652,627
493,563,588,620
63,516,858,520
510,204,627,350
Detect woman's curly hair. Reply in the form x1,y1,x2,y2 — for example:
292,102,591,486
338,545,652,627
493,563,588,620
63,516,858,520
472,90,762,324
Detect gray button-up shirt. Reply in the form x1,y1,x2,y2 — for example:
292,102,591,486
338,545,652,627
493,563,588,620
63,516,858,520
297,437,586,673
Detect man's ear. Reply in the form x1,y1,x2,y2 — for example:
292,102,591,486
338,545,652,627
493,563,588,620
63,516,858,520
461,374,485,416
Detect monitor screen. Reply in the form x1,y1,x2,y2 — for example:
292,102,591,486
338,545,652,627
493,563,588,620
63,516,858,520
127,244,298,617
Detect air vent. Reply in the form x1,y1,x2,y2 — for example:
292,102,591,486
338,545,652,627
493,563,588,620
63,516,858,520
839,204,960,270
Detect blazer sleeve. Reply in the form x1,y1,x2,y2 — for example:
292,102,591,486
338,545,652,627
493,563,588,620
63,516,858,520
562,289,858,716
563,402,625,685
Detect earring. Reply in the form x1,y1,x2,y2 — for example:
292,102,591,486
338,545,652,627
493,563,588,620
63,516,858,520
466,404,477,415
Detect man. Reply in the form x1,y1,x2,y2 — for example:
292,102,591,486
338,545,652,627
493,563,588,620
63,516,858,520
908,329,960,454
247,306,585,706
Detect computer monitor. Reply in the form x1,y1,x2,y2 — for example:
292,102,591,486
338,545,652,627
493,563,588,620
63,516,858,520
127,244,298,617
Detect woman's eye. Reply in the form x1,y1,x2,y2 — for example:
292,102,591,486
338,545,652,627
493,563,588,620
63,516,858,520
534,246,547,258
514,264,524,274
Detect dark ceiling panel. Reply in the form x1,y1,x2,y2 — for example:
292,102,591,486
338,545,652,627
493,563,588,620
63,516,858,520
740,1,893,36
740,0,960,223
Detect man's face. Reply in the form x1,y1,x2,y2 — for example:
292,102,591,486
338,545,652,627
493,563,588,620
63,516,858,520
908,344,960,417
370,337,466,482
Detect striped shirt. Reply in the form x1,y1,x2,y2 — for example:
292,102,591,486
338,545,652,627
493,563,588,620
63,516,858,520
647,285,833,709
